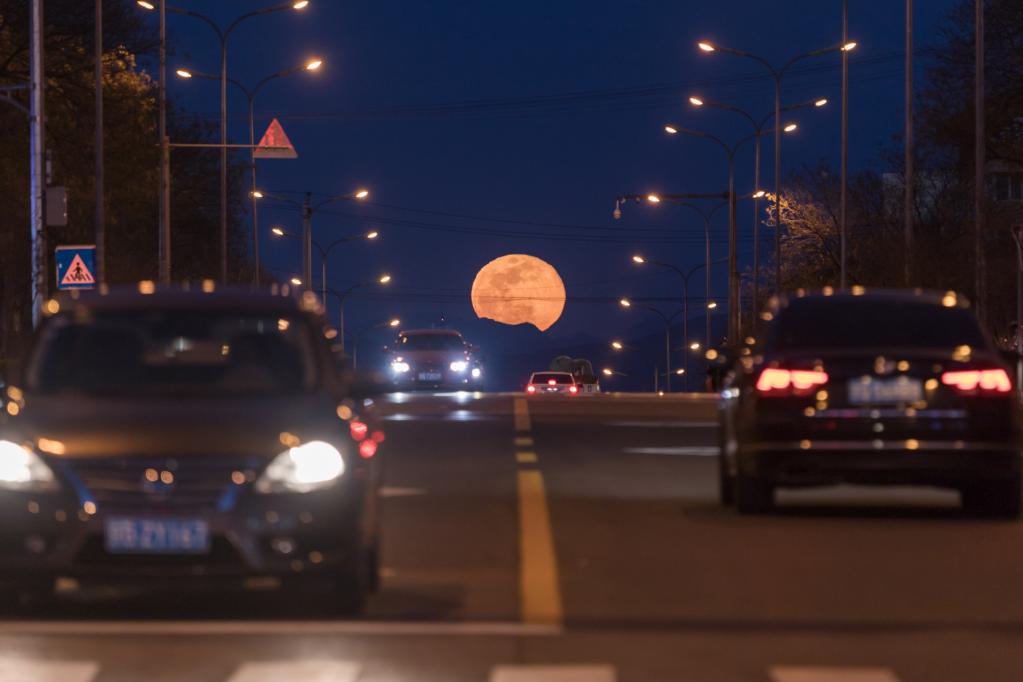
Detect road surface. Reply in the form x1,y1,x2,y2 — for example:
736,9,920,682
2,391,1022,681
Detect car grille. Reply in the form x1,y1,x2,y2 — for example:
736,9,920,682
74,535,242,569
59,456,262,513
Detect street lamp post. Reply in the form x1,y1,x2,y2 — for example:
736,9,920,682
632,255,727,391
177,59,323,285
257,189,370,287
326,275,392,355
350,318,400,371
138,0,310,283
271,226,379,303
688,96,825,318
697,39,856,294
619,297,673,393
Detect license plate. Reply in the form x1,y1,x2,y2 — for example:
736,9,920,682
418,371,442,381
104,517,210,554
848,376,923,405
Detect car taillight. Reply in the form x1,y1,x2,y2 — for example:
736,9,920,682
568,385,579,394
755,368,829,395
548,379,557,386
526,385,537,393
941,368,1012,394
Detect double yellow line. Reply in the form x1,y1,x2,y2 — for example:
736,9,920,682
513,397,563,626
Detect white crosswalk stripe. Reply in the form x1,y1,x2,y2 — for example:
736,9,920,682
770,666,902,682
490,665,617,682
0,659,99,682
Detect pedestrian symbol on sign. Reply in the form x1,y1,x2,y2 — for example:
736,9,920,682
60,254,95,286
55,245,98,291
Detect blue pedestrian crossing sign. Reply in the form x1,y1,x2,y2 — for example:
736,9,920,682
55,245,97,290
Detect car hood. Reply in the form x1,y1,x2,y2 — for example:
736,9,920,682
394,351,466,364
5,392,342,459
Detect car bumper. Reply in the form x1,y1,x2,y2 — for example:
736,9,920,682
740,439,1022,486
0,479,368,582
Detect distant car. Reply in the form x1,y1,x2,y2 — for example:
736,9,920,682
526,371,581,395
719,289,1022,517
388,329,483,390
0,287,383,612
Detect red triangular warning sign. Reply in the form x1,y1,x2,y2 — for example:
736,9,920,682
60,254,96,285
254,118,298,159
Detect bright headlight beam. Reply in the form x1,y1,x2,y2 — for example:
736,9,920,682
257,440,345,493
0,440,56,491
450,361,469,372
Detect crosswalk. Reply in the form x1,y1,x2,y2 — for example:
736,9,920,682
0,658,905,681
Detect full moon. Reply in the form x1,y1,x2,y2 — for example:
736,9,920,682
471,254,566,332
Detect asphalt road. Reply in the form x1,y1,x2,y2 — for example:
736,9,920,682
3,391,1023,681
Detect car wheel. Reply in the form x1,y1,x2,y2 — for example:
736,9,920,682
735,473,774,515
960,476,1022,519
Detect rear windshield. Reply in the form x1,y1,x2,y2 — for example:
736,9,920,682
531,373,574,384
399,334,465,351
28,310,318,397
768,299,987,351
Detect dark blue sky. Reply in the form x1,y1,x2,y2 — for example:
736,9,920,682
155,0,960,377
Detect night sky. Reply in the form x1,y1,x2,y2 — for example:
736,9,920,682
152,0,960,385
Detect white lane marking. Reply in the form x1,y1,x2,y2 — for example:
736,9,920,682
0,659,99,682
515,436,534,447
0,621,561,637
227,661,361,682
606,420,716,428
491,665,616,682
770,667,901,682
379,486,427,497
623,446,718,457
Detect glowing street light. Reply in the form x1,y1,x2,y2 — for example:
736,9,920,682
271,226,285,237
632,255,646,264
619,298,632,308
366,231,380,240
697,41,716,52
646,194,662,203
611,340,624,351
304,58,323,71
289,276,303,286
136,1,156,9
842,42,858,52
250,190,264,199
752,190,767,199
675,368,686,375
689,341,702,351
784,123,799,133
815,98,829,107
388,318,401,328
707,301,718,310
175,69,193,79
688,96,704,107
663,126,678,135
602,368,614,376
355,189,370,199
378,274,392,285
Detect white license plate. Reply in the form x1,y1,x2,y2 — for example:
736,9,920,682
418,371,442,381
848,376,923,404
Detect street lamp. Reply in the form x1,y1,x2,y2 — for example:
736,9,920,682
289,276,302,286
138,0,311,283
327,275,393,354
271,226,380,302
350,318,401,370
258,189,371,288
687,96,823,321
696,38,855,294
632,255,725,391
620,297,673,393
175,57,323,285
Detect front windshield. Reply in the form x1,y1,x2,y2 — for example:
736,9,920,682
399,334,465,351
28,311,317,397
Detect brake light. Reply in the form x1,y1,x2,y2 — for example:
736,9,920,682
527,385,537,393
350,421,369,441
941,368,1012,393
548,379,557,386
568,385,579,394
756,368,829,394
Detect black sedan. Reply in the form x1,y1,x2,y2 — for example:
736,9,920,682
0,286,384,611
719,289,1022,516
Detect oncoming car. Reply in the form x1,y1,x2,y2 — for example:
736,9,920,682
719,289,1022,516
388,329,483,390
526,372,581,395
0,287,383,611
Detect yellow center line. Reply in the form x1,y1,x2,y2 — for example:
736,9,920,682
511,397,563,626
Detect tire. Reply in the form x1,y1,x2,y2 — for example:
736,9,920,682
960,477,1022,519
736,473,774,515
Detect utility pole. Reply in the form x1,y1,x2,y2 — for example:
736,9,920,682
158,0,171,285
220,40,228,283
95,0,105,286
29,0,44,327
974,0,986,320
904,0,914,286
840,0,849,289
302,192,313,289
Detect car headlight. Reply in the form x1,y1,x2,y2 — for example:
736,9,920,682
471,367,482,379
0,440,57,492
391,361,410,373
450,361,468,372
256,440,345,494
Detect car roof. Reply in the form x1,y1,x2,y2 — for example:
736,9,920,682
399,329,463,336
770,287,970,312
531,371,573,377
50,285,324,317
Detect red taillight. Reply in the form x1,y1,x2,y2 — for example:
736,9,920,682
350,421,369,441
548,379,557,386
756,368,829,394
359,439,378,459
527,385,537,393
941,368,1012,393
568,385,579,394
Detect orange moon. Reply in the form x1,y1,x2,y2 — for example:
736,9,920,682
471,254,566,332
